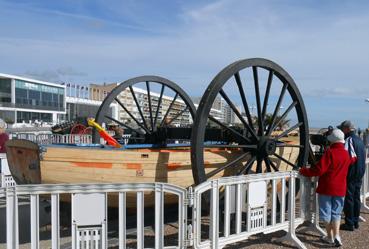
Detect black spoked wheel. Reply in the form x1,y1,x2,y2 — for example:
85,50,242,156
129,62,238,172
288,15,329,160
191,58,309,184
93,76,196,145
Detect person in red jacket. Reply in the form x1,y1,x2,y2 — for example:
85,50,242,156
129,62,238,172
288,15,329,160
299,129,352,247
0,118,9,154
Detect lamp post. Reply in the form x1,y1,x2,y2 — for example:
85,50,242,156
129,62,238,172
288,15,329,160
366,98,369,128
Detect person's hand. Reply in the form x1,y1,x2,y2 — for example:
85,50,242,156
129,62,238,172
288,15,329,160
299,167,307,176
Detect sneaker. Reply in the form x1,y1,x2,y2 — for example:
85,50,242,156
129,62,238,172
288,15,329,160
334,236,342,247
340,223,354,231
320,236,334,244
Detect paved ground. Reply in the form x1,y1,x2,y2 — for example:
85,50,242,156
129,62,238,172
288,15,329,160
227,213,369,248
1,198,369,248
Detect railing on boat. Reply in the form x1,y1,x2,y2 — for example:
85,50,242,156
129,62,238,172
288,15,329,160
9,133,132,146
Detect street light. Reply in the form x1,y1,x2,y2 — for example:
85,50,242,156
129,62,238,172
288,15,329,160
366,98,369,129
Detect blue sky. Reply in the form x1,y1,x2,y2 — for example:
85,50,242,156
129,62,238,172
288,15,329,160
1,0,369,128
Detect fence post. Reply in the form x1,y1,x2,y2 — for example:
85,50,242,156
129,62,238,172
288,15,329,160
155,184,164,249
361,157,369,212
6,187,19,249
30,194,40,249
209,180,219,249
276,172,306,249
299,176,327,236
137,191,144,249
119,192,127,249
51,194,60,249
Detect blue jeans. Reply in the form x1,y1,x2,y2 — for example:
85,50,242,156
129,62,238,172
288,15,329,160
344,179,362,226
318,194,345,223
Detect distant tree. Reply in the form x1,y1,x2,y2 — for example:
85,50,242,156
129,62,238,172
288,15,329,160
253,113,290,131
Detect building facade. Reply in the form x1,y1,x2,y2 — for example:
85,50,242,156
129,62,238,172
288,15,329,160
0,73,66,124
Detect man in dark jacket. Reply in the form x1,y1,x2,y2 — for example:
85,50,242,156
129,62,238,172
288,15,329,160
338,120,366,231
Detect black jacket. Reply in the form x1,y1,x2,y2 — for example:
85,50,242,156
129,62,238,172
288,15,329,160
346,132,366,181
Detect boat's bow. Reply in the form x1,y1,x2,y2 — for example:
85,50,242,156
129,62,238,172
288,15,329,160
5,139,41,184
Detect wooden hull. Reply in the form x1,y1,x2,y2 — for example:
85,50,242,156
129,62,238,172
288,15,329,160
5,140,300,207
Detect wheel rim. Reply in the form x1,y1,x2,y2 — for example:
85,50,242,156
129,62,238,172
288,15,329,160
94,76,196,145
191,58,309,184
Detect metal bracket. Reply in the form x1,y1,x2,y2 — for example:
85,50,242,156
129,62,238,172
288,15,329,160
184,224,194,247
184,186,193,207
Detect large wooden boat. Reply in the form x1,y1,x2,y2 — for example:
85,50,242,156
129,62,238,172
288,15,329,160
5,138,299,207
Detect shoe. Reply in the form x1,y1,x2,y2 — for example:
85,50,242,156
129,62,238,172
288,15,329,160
320,236,334,244
340,223,354,231
354,222,359,229
334,236,342,247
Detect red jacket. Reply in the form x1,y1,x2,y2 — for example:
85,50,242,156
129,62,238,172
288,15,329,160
0,133,9,153
299,143,352,197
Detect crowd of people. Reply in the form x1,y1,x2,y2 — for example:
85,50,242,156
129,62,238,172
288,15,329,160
300,120,367,247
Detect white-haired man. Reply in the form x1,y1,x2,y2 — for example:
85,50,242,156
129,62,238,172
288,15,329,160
338,120,366,231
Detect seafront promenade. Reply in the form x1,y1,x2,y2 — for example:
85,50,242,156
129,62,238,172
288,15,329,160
1,197,369,248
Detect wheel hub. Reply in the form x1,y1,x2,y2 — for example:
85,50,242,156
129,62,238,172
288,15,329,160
258,137,277,156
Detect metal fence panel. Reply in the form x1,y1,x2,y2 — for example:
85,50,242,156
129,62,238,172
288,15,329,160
3,182,187,249
192,171,307,249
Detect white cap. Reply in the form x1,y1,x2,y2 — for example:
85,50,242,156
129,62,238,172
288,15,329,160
327,129,345,144
0,118,6,129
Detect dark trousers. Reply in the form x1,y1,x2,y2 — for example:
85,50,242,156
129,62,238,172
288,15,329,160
344,179,362,226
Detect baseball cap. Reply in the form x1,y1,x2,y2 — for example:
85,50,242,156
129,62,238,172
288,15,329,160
327,129,345,144
337,120,355,130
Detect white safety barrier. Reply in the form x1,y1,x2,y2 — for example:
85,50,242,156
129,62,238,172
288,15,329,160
10,133,131,145
192,171,319,249
360,146,369,213
2,145,368,249
3,182,188,249
1,171,328,249
0,153,16,188
58,134,93,144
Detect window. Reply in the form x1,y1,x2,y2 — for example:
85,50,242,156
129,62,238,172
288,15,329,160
0,78,11,103
14,79,65,111
17,111,52,123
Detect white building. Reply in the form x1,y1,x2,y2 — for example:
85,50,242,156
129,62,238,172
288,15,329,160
0,73,66,124
117,86,192,127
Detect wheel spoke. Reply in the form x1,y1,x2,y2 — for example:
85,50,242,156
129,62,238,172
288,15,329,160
266,83,288,137
206,153,249,178
204,144,257,149
154,85,165,130
261,70,273,122
238,155,256,175
273,153,297,169
256,157,262,173
114,97,151,134
208,115,251,143
234,72,254,130
253,67,263,135
275,122,303,140
263,158,272,172
265,157,279,171
146,81,154,131
219,89,258,140
165,107,188,127
104,115,145,135
269,101,297,134
129,86,149,131
160,93,178,127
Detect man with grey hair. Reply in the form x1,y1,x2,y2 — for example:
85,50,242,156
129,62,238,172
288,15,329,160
338,120,366,231
0,118,9,154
